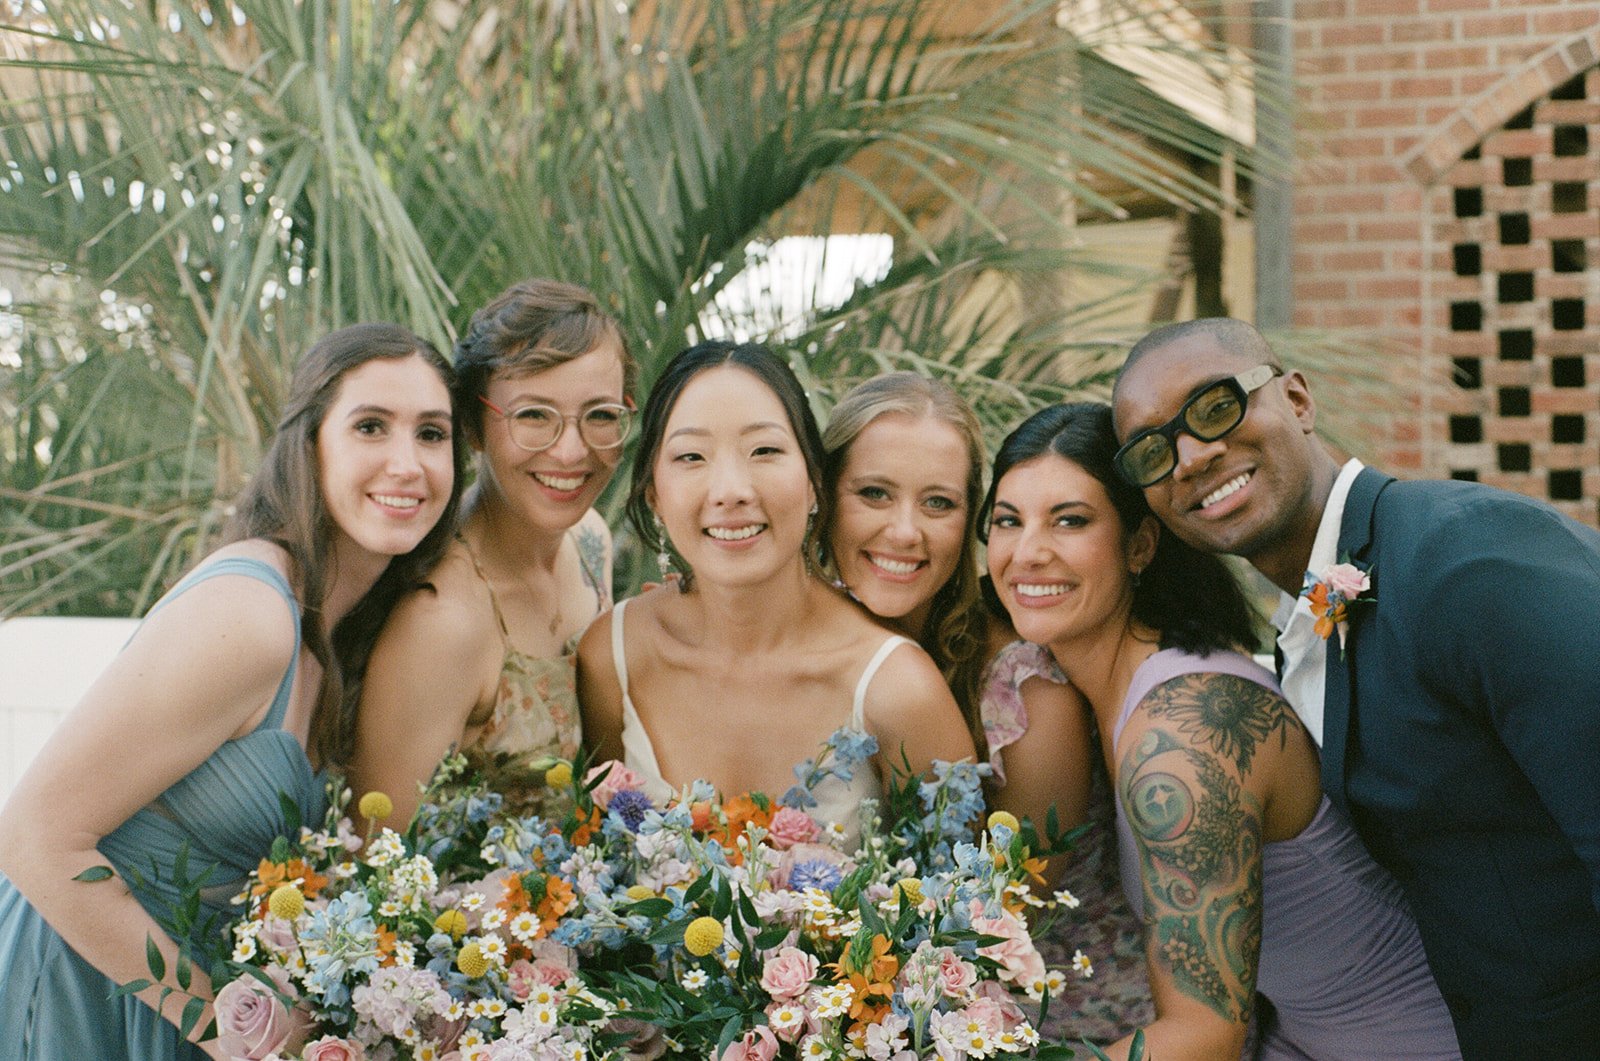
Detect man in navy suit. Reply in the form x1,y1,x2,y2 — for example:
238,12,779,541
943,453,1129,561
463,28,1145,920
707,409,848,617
1110,317,1600,1058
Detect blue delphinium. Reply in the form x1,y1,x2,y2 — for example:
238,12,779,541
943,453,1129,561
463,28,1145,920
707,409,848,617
301,891,380,1008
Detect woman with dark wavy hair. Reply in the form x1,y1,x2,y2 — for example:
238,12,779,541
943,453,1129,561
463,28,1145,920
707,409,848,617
821,372,1150,1042
578,342,973,847
352,278,635,826
0,323,463,1059
983,402,1458,1061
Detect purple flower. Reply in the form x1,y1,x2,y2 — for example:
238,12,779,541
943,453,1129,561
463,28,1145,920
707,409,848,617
608,788,654,832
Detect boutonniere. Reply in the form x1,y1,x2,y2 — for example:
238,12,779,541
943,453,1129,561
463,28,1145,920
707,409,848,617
1302,559,1374,656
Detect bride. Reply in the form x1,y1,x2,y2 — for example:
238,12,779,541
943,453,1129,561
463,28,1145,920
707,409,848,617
578,341,973,842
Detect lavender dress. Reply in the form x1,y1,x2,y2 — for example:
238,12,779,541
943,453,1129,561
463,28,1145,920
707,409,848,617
1113,649,1460,1060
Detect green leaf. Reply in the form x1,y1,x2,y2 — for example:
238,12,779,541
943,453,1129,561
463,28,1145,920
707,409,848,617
625,897,673,917
145,935,166,982
175,949,192,991
278,790,302,836
72,865,115,882
180,995,206,1038
111,978,153,998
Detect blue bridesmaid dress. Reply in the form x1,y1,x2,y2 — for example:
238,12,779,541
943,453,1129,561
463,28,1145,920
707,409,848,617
0,557,326,1059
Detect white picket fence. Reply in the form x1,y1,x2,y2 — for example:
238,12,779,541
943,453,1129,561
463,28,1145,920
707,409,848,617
0,617,139,802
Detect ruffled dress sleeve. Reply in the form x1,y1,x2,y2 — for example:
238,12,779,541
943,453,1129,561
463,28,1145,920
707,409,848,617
979,640,1068,786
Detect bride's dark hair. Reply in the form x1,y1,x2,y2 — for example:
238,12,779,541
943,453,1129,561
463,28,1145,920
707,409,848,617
224,323,466,765
627,340,827,590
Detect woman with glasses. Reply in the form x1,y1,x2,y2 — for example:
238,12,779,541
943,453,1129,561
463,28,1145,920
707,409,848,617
351,279,635,827
983,401,1459,1060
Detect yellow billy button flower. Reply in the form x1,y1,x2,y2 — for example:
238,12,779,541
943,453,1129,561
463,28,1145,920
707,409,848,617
544,761,574,789
267,884,305,921
434,909,468,939
456,941,490,978
683,916,724,957
892,878,923,905
986,810,1020,835
359,791,394,821
625,884,656,902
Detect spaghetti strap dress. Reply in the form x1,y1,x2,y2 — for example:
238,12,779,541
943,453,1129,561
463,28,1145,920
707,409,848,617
609,597,901,847
456,530,604,819
0,557,324,1061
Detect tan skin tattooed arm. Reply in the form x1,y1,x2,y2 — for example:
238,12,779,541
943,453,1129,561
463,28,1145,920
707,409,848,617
1109,672,1301,1061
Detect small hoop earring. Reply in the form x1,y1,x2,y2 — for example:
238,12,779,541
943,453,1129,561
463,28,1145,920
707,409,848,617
652,512,674,579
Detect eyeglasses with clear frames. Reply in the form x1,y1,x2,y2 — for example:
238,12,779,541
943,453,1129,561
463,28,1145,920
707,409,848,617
1113,364,1282,488
478,395,633,453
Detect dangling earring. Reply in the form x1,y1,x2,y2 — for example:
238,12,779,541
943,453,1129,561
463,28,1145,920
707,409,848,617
1131,568,1143,589
652,512,674,578
803,502,820,577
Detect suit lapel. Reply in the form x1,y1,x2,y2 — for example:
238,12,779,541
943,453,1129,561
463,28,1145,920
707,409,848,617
1320,467,1390,815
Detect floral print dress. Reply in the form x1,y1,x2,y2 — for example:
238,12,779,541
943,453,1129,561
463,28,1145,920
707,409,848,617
981,640,1153,1045
459,531,607,820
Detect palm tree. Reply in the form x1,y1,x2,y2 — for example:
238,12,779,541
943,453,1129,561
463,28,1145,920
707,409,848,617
1,0,1264,615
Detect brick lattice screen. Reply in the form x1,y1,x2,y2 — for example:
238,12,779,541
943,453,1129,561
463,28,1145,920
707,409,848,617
1434,66,1600,525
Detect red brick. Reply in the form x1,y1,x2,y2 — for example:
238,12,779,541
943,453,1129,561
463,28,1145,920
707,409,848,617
1329,134,1390,158
1461,13,1530,38
1393,134,1423,155
1422,45,1489,69
1483,245,1540,273
1299,279,1352,300
1323,190,1388,212
1387,187,1424,212
1297,220,1354,243
1323,23,1386,46
1458,73,1498,96
1436,276,1485,300
1324,248,1388,271
1482,361,1535,387
1391,75,1456,99
1543,334,1596,356
1533,8,1600,36
1481,129,1549,157
1293,251,1321,273
1442,158,1491,186
1483,421,1542,443
1533,391,1595,414
1536,157,1597,184
1304,52,1352,76
1540,274,1589,300
1496,41,1546,66
1356,161,1407,183
1441,333,1494,356
1352,49,1422,74
1356,276,1422,299
1388,447,1424,470
1323,304,1384,327
1538,100,1600,125
1355,103,1424,128
1389,20,1453,42
1325,77,1386,101
1536,214,1600,240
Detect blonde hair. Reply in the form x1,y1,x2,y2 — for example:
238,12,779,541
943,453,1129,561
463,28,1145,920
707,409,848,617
822,372,990,752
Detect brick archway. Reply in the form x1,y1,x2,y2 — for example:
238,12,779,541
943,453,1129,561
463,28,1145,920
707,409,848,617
1403,26,1600,187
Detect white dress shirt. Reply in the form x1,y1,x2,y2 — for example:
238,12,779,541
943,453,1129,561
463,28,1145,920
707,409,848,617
1270,458,1364,747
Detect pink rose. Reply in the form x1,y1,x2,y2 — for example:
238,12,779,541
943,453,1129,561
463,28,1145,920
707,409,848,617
765,807,821,850
719,1026,779,1061
1322,562,1369,600
302,1036,366,1061
585,760,645,809
968,981,1027,1030
256,914,298,956
759,946,820,1001
969,900,1046,986
937,950,977,999
214,967,309,1059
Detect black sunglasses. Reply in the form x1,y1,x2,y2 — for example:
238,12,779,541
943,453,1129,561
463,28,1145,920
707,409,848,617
1114,364,1281,487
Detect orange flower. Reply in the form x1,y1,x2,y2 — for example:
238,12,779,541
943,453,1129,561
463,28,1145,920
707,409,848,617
569,806,602,847
829,935,899,1025
251,858,328,914
536,875,576,936
1307,582,1346,640
376,924,398,967
502,874,532,916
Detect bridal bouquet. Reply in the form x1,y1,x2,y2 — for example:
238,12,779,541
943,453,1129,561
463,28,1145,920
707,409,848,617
186,733,1107,1061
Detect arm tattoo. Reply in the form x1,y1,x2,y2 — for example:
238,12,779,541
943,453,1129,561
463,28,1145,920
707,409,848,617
1121,717,1265,1023
1140,672,1295,775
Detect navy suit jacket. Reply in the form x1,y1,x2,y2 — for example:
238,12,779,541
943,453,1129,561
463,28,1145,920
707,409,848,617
1324,467,1600,1057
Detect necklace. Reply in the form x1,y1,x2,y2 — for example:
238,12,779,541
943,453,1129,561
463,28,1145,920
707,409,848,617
466,531,566,641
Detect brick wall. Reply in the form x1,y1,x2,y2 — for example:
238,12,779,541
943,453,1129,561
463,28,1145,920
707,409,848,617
1291,1,1600,522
